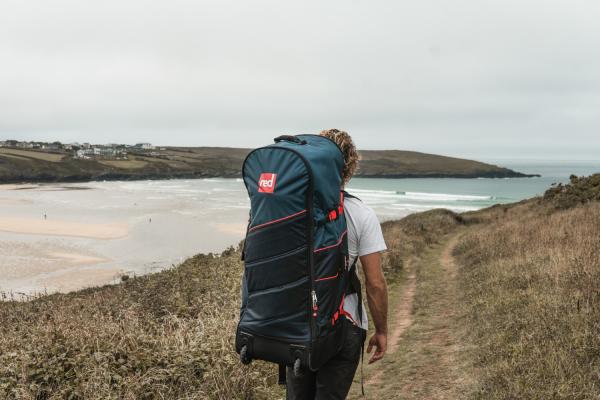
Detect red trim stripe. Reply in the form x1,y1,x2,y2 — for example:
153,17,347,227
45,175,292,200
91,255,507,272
335,294,358,326
340,309,358,325
314,230,347,253
315,272,339,282
248,209,307,232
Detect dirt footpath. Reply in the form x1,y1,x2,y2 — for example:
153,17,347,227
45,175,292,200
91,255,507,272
350,233,474,399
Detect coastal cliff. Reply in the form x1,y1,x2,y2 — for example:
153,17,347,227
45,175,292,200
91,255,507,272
0,146,538,184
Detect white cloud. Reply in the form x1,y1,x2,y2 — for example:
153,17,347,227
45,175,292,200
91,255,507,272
1,0,599,159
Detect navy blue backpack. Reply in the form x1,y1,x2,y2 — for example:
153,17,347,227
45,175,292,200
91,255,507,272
236,134,361,379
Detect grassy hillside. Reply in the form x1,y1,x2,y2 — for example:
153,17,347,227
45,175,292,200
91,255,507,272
454,174,600,398
358,150,530,178
3,174,599,399
0,146,535,184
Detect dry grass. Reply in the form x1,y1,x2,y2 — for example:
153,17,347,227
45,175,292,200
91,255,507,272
0,246,282,400
0,149,65,162
455,199,600,399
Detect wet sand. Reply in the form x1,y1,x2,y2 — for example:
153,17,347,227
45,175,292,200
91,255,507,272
0,216,129,239
0,184,39,190
0,239,117,297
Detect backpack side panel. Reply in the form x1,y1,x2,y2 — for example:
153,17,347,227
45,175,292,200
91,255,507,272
239,146,312,346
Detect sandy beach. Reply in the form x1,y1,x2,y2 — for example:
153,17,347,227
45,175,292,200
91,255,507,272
0,180,252,296
0,184,132,296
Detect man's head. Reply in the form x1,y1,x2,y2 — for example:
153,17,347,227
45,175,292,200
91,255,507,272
319,129,359,186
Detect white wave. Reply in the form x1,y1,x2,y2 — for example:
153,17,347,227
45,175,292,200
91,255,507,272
402,191,492,201
385,204,439,212
172,210,196,216
390,203,480,212
346,188,397,195
212,188,244,192
347,187,492,202
202,178,230,183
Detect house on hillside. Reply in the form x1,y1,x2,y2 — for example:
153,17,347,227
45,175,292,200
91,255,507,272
75,149,94,159
64,143,80,150
42,142,62,151
93,146,117,157
134,143,154,150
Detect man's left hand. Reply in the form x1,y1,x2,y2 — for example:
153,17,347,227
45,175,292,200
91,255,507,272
367,332,387,364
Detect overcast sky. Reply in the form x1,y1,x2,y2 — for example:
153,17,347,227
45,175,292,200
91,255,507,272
1,0,599,160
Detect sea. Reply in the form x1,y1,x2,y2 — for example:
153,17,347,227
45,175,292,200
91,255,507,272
1,159,599,295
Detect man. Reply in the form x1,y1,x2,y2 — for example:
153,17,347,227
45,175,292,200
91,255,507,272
286,129,389,399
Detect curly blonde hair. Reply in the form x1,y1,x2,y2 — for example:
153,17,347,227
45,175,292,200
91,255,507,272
319,129,360,185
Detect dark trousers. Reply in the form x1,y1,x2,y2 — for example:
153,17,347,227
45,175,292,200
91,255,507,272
286,319,366,400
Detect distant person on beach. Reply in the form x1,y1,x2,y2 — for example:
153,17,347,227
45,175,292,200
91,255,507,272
286,129,389,399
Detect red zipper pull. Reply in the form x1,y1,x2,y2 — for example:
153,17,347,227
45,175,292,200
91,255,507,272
312,290,318,317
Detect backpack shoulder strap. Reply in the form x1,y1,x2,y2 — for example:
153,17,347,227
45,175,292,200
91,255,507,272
342,190,361,201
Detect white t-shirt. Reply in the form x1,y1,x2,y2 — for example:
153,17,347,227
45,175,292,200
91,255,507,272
342,195,388,331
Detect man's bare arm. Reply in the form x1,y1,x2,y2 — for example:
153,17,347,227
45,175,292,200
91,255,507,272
361,251,388,364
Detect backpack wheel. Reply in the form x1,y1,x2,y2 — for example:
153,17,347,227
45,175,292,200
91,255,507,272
293,358,303,377
240,345,252,365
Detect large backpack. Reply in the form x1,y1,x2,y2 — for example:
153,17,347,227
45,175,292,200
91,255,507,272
236,134,360,378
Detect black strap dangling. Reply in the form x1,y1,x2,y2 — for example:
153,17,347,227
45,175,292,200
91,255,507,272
278,364,286,386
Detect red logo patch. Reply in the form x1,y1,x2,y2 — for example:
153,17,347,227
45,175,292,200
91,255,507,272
258,173,277,193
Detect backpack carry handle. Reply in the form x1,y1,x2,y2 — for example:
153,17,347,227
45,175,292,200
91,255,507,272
274,135,307,145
